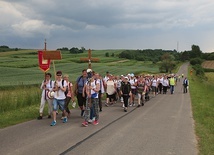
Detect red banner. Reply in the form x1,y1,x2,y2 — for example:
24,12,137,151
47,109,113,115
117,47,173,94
38,50,51,72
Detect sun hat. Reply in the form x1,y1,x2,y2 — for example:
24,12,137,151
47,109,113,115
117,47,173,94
47,90,55,99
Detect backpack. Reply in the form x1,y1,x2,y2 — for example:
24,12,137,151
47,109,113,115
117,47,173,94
62,80,68,96
121,81,131,94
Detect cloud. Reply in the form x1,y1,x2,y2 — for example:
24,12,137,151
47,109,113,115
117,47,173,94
0,0,214,52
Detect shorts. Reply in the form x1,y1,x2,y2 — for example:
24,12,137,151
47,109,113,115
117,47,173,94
53,98,65,111
151,86,157,92
131,89,137,95
77,93,86,107
106,93,116,100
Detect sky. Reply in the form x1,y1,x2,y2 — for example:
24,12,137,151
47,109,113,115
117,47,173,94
0,0,214,53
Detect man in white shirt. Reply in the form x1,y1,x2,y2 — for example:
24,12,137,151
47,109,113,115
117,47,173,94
50,71,68,126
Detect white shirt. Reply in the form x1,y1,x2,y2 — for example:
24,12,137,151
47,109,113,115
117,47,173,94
86,80,100,98
40,80,55,97
162,79,169,87
106,80,115,95
54,79,67,100
158,77,164,84
152,79,157,87
129,78,137,89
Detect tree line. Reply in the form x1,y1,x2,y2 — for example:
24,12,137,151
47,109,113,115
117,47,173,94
57,47,85,54
118,45,214,73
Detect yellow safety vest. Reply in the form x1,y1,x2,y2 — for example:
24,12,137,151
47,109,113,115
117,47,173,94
170,77,175,86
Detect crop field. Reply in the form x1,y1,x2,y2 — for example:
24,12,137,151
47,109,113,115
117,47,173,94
0,49,159,87
202,60,214,69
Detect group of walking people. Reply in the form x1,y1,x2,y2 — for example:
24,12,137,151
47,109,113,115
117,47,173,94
37,69,188,127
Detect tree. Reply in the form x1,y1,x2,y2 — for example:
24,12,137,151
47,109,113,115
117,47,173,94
105,52,109,57
180,51,190,61
190,45,202,58
81,47,85,51
159,53,175,73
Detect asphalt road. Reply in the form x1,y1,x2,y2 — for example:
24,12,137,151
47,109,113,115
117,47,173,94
0,63,198,155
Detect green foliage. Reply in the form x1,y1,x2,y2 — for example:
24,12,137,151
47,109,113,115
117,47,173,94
118,49,179,62
203,68,214,72
180,51,190,61
192,64,204,76
57,47,69,51
0,45,9,48
105,52,109,57
159,53,176,73
189,71,214,155
202,52,214,60
190,45,202,58
0,86,40,113
69,47,83,54
190,58,203,65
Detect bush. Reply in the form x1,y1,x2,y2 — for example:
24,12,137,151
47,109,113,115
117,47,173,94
192,64,204,76
203,68,214,72
190,58,203,65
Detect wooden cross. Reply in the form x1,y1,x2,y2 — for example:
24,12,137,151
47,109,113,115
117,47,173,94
80,49,99,69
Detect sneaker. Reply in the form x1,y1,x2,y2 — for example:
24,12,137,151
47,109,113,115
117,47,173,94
88,119,93,123
37,116,42,120
93,120,99,125
61,117,65,120
105,103,109,107
124,108,127,112
63,117,67,123
137,104,141,108
82,121,88,127
132,103,135,107
129,104,132,107
50,121,56,126
48,115,51,119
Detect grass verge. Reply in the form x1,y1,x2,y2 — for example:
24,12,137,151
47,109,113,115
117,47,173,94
189,69,214,155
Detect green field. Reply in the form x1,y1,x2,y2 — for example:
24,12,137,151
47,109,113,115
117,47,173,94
0,49,159,87
189,70,214,155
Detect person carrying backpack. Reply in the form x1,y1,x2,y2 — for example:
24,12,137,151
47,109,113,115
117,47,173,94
37,72,55,120
50,71,68,126
120,77,131,112
63,74,75,118
183,77,188,93
74,69,88,117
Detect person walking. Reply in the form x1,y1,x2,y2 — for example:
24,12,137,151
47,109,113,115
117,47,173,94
136,76,147,107
63,74,75,118
104,74,117,106
95,73,105,112
162,75,169,94
37,72,54,120
169,74,176,94
74,69,88,117
82,73,100,127
129,74,137,106
120,77,131,112
50,71,68,126
183,77,189,93
151,75,158,97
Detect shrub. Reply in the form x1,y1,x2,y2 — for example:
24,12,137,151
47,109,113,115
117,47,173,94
192,64,204,76
190,58,203,65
